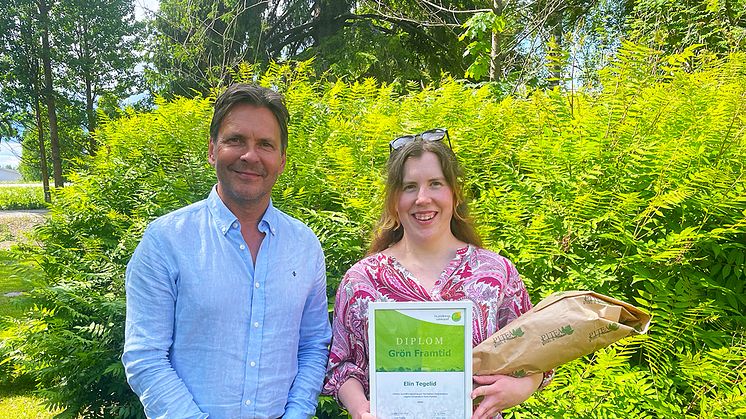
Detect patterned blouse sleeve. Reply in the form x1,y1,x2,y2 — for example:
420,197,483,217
322,265,372,401
495,258,533,329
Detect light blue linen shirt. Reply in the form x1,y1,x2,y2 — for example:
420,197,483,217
123,187,332,419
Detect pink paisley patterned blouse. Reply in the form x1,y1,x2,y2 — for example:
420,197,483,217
322,244,552,403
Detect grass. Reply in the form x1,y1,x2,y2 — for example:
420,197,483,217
0,266,59,419
0,380,62,419
0,185,46,210
0,214,60,418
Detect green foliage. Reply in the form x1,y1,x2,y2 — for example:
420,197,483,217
2,96,214,418
458,1,630,86
3,47,746,418
315,395,348,419
17,97,89,182
460,11,511,80
629,0,746,55
0,250,41,322
0,250,43,390
149,0,475,96
0,186,45,210
54,0,141,111
1,0,142,183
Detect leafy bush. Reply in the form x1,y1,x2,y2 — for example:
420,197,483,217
0,186,45,210
3,47,746,418
2,97,214,418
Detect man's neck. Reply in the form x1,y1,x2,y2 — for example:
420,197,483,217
222,199,269,266
216,187,270,228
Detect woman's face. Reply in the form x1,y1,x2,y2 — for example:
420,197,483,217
396,151,455,246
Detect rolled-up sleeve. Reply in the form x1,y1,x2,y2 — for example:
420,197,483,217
122,225,207,419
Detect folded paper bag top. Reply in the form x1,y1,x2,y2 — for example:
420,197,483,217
472,290,651,377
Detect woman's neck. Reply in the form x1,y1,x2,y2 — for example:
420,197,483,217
386,233,466,290
388,233,465,263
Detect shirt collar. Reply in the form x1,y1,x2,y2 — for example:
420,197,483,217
260,200,278,236
207,186,278,236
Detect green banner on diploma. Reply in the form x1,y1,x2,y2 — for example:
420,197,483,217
369,301,473,419
374,309,465,372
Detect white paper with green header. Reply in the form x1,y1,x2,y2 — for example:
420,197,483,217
369,301,472,419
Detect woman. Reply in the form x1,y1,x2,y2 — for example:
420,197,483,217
323,129,551,419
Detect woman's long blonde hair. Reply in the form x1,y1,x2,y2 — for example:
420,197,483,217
368,139,482,254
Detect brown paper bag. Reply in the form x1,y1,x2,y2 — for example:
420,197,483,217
472,290,651,376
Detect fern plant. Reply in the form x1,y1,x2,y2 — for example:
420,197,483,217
2,48,745,418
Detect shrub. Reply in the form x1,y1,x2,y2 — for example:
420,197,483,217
0,186,45,210
3,48,745,418
3,97,214,418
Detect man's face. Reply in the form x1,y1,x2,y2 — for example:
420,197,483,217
208,104,286,213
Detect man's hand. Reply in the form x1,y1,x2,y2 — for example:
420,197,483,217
470,374,542,419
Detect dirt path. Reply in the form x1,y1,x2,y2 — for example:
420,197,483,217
0,210,48,250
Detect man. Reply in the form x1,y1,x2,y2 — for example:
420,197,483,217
123,84,332,419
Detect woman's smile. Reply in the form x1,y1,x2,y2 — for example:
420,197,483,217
397,151,454,245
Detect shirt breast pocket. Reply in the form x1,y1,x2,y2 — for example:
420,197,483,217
264,263,313,339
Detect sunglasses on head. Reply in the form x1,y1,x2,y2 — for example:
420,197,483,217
389,128,451,154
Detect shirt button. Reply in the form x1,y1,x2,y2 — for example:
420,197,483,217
221,227,226,233
239,244,246,250
232,222,238,228
254,322,259,328
250,361,256,367
244,399,251,406
254,282,260,288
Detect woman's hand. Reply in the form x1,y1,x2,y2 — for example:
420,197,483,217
338,378,376,419
348,403,375,419
347,401,375,419
470,374,542,419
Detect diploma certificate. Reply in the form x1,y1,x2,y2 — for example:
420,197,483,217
368,301,472,419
